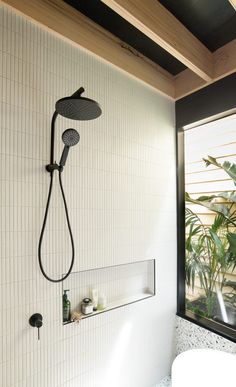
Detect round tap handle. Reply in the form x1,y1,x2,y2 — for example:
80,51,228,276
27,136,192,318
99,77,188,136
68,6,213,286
29,313,43,340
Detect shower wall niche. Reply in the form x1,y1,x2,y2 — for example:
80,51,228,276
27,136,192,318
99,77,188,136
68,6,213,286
62,259,155,324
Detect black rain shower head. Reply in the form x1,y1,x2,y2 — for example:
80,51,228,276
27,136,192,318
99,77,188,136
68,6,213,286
59,129,80,167
55,87,102,121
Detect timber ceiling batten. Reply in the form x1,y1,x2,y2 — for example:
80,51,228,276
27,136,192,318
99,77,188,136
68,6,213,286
175,38,236,99
101,0,214,81
2,0,236,100
2,0,175,98
229,0,236,11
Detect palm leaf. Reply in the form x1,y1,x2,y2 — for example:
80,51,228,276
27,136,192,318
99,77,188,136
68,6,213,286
197,192,236,203
227,232,236,256
185,192,230,217
185,193,236,227
211,214,226,232
203,156,236,185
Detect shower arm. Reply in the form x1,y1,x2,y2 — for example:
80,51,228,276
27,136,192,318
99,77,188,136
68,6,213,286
50,110,58,165
46,111,62,173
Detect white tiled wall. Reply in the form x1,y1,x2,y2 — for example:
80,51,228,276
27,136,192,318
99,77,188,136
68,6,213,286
0,3,176,386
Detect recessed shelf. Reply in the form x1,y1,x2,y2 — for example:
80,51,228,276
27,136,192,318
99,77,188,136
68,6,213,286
62,259,155,325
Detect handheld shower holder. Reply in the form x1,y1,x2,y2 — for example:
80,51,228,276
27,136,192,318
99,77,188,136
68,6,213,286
46,163,63,173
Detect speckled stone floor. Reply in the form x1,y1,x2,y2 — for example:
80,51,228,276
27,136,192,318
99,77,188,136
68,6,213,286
157,376,171,386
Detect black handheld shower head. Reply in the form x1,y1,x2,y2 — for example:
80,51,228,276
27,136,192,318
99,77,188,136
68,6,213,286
59,129,80,167
62,128,80,147
55,87,102,121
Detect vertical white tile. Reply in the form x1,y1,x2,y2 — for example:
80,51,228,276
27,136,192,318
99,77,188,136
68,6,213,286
0,2,176,387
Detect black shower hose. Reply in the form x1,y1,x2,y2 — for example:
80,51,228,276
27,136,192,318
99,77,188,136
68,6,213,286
38,170,75,282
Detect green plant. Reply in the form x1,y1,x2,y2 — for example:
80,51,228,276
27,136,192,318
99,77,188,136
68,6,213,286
185,156,236,318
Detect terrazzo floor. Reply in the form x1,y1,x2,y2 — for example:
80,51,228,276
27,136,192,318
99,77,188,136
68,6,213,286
157,376,171,386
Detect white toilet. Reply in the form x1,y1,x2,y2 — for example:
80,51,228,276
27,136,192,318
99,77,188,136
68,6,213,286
171,348,236,387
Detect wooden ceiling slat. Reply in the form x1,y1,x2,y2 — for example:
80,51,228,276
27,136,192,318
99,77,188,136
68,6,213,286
228,0,236,11
2,0,175,98
214,39,236,79
2,0,235,100
175,39,236,99
101,0,213,81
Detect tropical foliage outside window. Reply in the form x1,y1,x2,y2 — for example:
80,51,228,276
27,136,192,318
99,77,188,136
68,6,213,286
185,116,236,329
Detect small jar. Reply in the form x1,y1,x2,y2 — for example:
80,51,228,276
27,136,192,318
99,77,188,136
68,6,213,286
81,298,93,315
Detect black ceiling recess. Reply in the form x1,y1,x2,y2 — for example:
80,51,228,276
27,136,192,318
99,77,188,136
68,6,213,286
159,0,236,52
64,0,186,75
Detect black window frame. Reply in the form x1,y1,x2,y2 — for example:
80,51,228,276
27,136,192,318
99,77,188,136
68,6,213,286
176,72,236,343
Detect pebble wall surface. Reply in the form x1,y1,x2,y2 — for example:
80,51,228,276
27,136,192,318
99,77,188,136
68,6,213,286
176,316,236,355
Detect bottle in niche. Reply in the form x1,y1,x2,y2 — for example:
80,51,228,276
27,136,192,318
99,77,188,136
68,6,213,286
90,288,98,311
98,292,107,310
63,289,71,322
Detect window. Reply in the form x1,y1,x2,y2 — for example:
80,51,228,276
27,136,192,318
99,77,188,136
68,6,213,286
177,113,236,342
176,73,236,342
